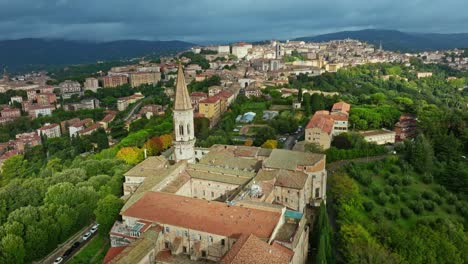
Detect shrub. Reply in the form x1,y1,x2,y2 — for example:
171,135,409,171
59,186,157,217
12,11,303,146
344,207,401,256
363,201,375,212
390,165,401,174
423,200,435,211
387,175,402,186
392,185,401,194
400,207,412,218
434,186,448,197
389,194,399,204
402,177,412,186
432,194,442,204
422,174,433,184
399,192,410,202
409,201,424,214
458,205,468,218
443,205,455,214
371,211,383,222
384,209,399,220
371,185,381,196
377,193,389,205
446,193,457,204
422,191,434,200
384,186,393,195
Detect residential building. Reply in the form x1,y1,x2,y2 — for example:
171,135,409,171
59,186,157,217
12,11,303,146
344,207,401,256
305,102,351,149
417,72,433,78
394,114,418,141
10,96,23,104
99,112,117,129
68,118,94,137
28,104,54,119
218,45,230,54
36,93,57,105
117,93,144,111
84,77,100,92
198,96,223,125
139,104,165,119
231,42,253,58
1,107,21,118
190,92,208,111
102,75,128,88
129,72,161,88
37,123,61,138
58,80,82,99
208,86,222,97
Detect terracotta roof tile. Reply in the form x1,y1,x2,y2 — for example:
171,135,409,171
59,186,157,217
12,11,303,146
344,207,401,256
122,192,281,239
220,234,291,264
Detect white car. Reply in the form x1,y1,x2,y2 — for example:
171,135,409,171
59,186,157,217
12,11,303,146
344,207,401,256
82,232,92,241
53,257,63,264
90,224,99,233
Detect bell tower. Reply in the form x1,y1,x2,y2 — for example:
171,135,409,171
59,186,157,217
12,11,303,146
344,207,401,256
173,63,195,163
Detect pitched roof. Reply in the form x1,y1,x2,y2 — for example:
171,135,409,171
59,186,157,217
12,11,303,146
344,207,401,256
123,156,168,178
174,63,193,110
122,191,282,239
220,234,292,264
331,101,351,114
275,170,308,189
305,113,334,134
263,149,324,171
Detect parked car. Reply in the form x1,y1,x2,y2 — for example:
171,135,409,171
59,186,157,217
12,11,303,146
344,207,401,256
71,241,81,249
53,257,63,264
82,232,92,241
90,224,99,233
62,248,73,258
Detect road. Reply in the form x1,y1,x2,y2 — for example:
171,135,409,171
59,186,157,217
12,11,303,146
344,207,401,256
282,130,304,150
38,222,97,264
123,101,143,122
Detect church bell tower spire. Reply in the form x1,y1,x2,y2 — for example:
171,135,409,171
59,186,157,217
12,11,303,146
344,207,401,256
172,63,196,163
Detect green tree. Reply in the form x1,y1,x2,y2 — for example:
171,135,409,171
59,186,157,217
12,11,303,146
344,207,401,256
0,155,28,186
1,234,25,264
94,194,124,234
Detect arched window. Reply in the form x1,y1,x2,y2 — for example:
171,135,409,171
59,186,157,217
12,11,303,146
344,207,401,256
179,124,184,136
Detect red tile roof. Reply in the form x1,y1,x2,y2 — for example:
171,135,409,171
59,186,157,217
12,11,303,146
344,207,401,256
103,246,127,264
122,192,281,239
331,101,350,114
220,234,292,264
305,114,334,134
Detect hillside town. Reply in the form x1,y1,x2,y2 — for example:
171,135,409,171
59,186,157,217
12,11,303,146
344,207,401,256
0,37,466,264
0,39,428,165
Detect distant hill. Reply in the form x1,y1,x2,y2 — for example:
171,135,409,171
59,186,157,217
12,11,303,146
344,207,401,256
0,39,194,72
295,29,468,52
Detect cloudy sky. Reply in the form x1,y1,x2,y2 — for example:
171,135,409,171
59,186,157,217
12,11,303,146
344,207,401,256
0,0,467,43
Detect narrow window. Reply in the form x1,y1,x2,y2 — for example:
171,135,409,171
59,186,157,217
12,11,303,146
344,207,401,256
221,239,225,246
179,124,184,136
315,188,320,198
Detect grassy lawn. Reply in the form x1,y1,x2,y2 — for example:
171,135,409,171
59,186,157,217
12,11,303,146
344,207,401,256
69,235,109,264
240,102,266,112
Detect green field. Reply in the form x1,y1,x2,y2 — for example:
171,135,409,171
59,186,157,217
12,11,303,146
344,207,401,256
69,235,109,264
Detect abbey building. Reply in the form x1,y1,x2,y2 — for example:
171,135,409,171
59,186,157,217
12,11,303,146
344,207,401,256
104,65,328,264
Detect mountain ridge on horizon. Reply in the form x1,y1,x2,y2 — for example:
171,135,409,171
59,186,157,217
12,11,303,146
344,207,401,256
0,39,194,72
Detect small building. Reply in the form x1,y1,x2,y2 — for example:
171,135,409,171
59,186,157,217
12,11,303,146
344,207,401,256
0,107,21,118
84,77,100,92
417,72,433,78
117,93,144,111
28,104,54,119
129,72,161,88
360,129,396,145
37,123,61,138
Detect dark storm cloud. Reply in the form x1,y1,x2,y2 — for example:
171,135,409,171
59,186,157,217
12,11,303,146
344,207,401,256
0,0,467,42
